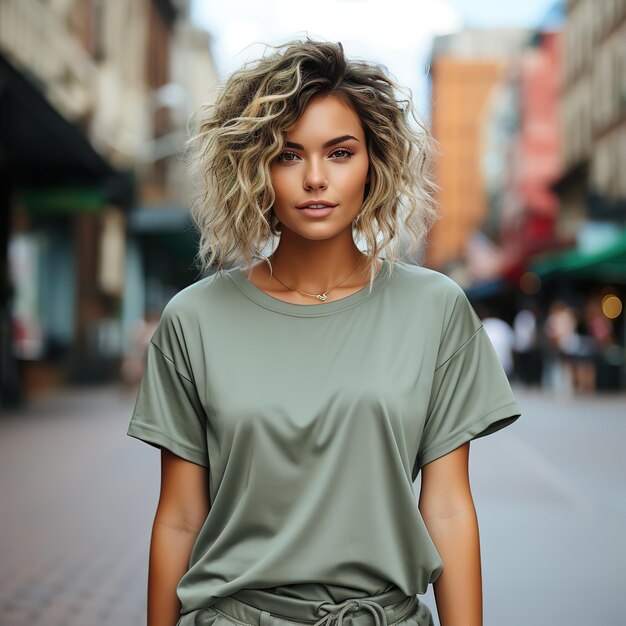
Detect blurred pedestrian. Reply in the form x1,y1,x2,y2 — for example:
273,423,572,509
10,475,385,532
585,295,620,391
513,303,543,387
543,300,573,392
481,313,515,379
561,305,596,394
586,295,614,349
126,39,521,626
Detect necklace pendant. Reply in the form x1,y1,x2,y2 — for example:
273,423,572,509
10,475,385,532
316,293,328,301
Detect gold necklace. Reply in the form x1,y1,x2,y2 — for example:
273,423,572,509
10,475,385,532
268,255,365,302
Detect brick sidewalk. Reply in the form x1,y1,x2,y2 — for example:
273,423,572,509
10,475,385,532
0,383,157,625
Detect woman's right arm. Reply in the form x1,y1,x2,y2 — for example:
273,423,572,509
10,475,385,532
148,449,211,626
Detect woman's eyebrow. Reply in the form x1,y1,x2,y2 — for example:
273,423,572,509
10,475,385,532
284,135,360,150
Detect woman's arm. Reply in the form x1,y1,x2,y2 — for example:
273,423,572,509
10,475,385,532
148,449,211,626
418,442,482,626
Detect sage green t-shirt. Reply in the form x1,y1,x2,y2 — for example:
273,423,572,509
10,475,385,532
127,258,521,618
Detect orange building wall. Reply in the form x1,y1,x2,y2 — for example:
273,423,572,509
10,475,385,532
426,58,506,269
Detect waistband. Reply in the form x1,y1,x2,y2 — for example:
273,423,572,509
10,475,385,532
214,587,418,626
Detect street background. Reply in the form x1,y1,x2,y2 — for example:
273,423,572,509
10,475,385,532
1,0,625,625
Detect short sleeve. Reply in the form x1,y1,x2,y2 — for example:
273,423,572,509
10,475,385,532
126,307,209,468
416,286,521,471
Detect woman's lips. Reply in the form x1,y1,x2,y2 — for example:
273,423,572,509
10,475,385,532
296,204,337,217
298,206,336,217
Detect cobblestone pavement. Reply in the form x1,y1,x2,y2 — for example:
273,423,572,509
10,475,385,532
1,383,625,626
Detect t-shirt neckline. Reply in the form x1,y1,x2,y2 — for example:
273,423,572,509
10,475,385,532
226,257,391,317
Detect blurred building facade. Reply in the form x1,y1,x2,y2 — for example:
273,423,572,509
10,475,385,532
544,0,626,247
427,4,625,391
0,0,218,405
530,0,626,389
481,30,565,286
426,28,532,287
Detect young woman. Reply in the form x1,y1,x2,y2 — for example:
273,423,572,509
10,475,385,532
127,39,521,626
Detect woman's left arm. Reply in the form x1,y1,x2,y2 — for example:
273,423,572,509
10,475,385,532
418,442,482,626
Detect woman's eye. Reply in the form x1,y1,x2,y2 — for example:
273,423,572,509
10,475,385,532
277,151,299,162
331,148,353,159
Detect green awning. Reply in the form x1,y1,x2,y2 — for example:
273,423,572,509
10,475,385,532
17,187,108,215
530,230,626,282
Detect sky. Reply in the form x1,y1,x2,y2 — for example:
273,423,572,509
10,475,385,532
191,0,560,115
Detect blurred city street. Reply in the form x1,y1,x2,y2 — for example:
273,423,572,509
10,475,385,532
1,383,625,626
1,1,626,625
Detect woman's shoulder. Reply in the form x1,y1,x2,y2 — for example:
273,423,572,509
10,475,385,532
387,260,478,336
155,268,240,328
389,262,484,366
389,259,467,300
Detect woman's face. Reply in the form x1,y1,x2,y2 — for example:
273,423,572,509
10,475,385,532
270,93,369,241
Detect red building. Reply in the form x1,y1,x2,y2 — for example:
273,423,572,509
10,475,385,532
499,31,569,285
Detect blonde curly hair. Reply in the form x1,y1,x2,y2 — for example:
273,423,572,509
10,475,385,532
186,38,439,284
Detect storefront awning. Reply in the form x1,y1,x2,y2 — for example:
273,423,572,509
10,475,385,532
128,206,193,233
530,230,626,282
17,187,107,215
128,206,198,259
0,51,125,190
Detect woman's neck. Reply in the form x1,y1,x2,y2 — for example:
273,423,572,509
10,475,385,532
242,243,381,305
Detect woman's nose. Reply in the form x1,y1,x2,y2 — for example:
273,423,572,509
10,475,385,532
303,160,328,190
